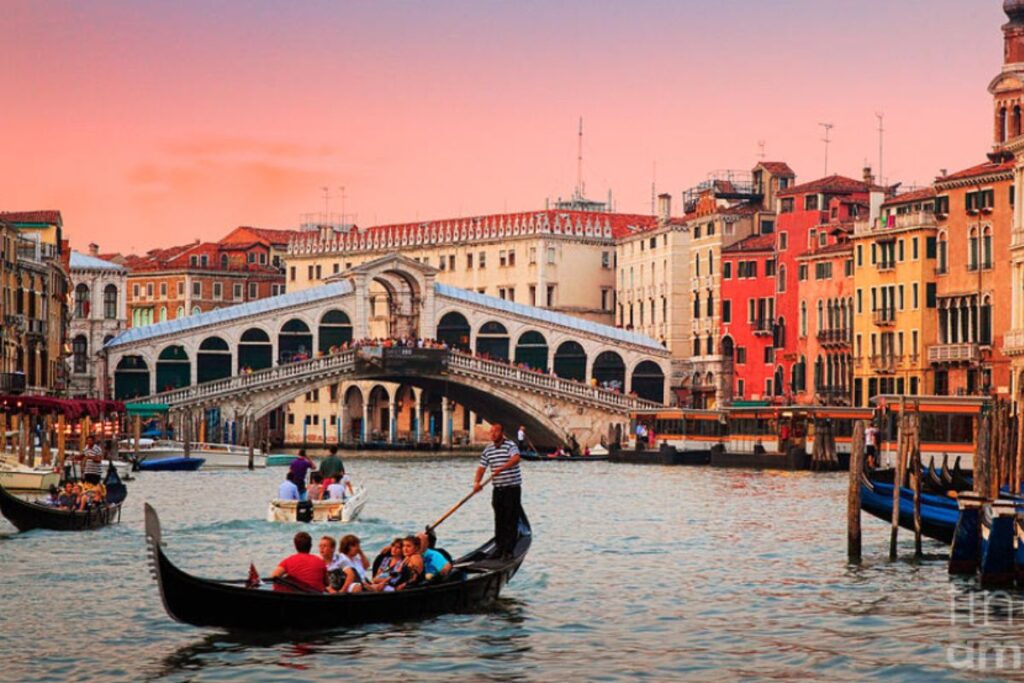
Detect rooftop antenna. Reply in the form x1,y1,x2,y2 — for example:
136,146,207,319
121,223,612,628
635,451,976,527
875,112,885,186
651,161,657,214
757,140,766,160
321,186,331,218
576,117,584,200
819,122,834,175
337,185,347,225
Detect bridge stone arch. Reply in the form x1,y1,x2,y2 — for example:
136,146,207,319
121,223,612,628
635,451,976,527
278,317,314,362
197,336,232,384
475,321,510,361
514,330,548,371
436,310,471,350
593,351,626,391
239,327,273,372
156,345,190,393
318,309,353,353
553,340,587,381
114,355,149,400
630,360,666,403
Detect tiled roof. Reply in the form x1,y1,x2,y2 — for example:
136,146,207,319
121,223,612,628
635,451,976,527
936,161,1015,183
70,251,125,272
722,233,775,253
0,210,62,225
105,280,354,349
435,283,666,352
808,242,853,257
221,226,302,246
882,187,936,207
777,175,883,198
756,161,796,176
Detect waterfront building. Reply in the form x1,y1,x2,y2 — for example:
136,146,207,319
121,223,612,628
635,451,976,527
0,211,71,396
68,245,127,397
795,202,856,406
720,233,777,401
680,162,793,407
284,208,656,444
773,173,886,405
851,189,939,405
119,228,291,328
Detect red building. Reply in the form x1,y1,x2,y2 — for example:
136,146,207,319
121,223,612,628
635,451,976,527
771,173,885,398
720,233,778,400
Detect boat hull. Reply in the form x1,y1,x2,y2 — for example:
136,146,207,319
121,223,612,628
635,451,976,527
859,477,959,544
0,468,60,491
145,503,530,631
0,483,122,532
266,487,368,523
137,457,205,472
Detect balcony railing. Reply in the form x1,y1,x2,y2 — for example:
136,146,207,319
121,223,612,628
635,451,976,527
869,355,899,373
872,309,896,326
854,211,938,235
1005,329,1024,355
0,372,26,394
817,328,852,346
877,262,896,272
751,319,773,336
927,343,981,364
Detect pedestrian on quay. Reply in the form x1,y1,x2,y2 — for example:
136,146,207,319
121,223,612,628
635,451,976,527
473,424,523,560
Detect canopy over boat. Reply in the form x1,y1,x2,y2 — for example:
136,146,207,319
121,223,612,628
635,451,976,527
144,502,531,631
0,396,124,419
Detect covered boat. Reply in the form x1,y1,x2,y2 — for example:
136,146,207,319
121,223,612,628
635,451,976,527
0,466,127,532
145,502,531,631
266,486,368,523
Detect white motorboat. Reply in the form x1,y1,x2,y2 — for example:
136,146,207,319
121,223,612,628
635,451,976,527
0,455,60,491
589,444,609,456
120,439,266,469
266,485,368,523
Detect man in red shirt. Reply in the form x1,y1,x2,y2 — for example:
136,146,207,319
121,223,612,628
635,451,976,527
271,531,328,593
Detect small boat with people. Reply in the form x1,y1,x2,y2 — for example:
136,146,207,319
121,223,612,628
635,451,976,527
144,502,531,631
267,484,368,523
0,463,127,532
0,454,60,491
121,438,262,469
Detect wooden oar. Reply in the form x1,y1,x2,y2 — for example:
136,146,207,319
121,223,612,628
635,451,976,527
427,473,493,533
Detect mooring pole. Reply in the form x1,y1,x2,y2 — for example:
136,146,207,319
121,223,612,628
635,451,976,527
889,397,907,560
247,417,255,471
847,420,865,563
911,410,922,558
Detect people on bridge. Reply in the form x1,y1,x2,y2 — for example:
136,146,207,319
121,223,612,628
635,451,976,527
319,445,345,482
474,423,523,560
271,531,327,593
278,472,301,501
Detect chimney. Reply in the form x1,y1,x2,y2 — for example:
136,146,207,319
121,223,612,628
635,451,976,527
863,166,875,186
88,243,99,256
657,193,672,223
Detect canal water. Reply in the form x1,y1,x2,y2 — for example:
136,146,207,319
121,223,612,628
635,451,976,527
0,455,1020,681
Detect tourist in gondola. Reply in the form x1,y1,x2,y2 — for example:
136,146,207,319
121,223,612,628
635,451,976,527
57,483,79,509
319,536,346,591
474,423,523,560
417,530,452,582
370,538,405,591
288,449,315,498
271,531,328,593
333,534,371,593
80,435,104,485
277,472,300,501
393,535,424,590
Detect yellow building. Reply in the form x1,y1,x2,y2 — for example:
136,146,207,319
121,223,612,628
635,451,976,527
282,209,656,445
851,190,939,405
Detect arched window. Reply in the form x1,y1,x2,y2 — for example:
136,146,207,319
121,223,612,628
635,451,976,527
800,301,807,338
968,227,979,271
693,337,701,357
982,226,993,269
103,284,117,319
220,254,229,268
191,306,201,315
159,306,167,322
707,249,714,275
816,300,823,332
981,294,993,346
705,334,713,355
74,284,90,318
777,265,786,293
72,335,87,373
937,231,948,274
1000,106,1008,142
695,253,701,277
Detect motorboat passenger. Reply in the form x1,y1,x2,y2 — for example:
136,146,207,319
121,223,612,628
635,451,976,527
319,445,344,483
271,531,327,593
307,472,325,502
288,449,315,498
277,472,300,501
325,471,353,501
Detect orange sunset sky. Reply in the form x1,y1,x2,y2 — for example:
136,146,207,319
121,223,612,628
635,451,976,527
1,0,1008,253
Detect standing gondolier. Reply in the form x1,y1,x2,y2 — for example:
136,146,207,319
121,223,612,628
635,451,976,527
474,424,522,559
80,435,104,485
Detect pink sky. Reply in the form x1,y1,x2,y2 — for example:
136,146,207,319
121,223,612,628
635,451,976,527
0,0,1009,253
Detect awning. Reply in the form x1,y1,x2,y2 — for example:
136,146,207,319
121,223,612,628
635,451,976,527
125,402,170,417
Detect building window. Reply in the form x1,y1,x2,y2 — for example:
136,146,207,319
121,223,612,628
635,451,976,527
547,247,556,264
912,237,919,260
193,281,201,297
160,282,167,298
132,284,140,299
233,283,242,300
844,259,853,277
290,267,296,282
982,227,993,268
200,255,208,267
779,232,788,250
72,336,87,373
968,228,979,271
74,284,90,318
814,262,833,280
777,265,787,293
723,300,732,323
723,262,732,279
466,253,473,269
736,347,747,364
798,264,808,281
499,250,507,267
780,198,794,213
146,283,154,298
601,289,612,311
103,285,117,319
248,282,258,299
546,285,555,307
479,252,486,269
213,282,223,300
529,247,537,264
602,251,612,268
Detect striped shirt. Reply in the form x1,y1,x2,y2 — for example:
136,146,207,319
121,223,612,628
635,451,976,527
480,439,522,488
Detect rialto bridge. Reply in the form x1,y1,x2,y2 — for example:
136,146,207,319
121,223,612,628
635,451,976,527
102,255,673,448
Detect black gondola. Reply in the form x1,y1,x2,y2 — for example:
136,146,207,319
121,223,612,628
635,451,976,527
0,463,126,532
144,502,532,631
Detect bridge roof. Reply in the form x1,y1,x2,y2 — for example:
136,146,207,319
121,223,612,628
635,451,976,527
105,280,354,349
435,283,666,352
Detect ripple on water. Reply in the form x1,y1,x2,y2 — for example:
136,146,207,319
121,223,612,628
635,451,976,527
0,459,1020,681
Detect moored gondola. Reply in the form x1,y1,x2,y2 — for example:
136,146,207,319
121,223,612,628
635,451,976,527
144,502,532,631
0,464,126,532
858,474,959,544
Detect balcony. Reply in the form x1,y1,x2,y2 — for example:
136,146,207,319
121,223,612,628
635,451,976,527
872,309,896,326
854,211,938,236
869,355,899,373
877,262,896,273
26,319,46,337
0,372,26,394
4,314,25,331
751,319,773,336
927,343,981,364
1005,329,1024,355
816,328,852,347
